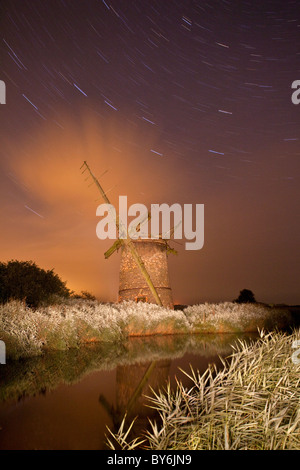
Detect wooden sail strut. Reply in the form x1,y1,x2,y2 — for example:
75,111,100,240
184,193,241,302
81,161,163,307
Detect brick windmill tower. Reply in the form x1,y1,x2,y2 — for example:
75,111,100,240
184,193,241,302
118,238,174,309
81,161,176,309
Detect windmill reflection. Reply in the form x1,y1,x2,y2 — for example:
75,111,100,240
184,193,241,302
99,359,171,438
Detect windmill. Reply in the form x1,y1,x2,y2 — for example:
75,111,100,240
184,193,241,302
81,161,177,309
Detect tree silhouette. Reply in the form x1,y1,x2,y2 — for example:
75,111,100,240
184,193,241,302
73,290,96,301
0,260,70,307
234,289,256,304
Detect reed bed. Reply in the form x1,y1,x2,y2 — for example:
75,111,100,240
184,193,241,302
107,329,300,450
183,302,292,333
0,299,294,360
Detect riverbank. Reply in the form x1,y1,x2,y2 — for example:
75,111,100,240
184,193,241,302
0,299,296,360
0,332,250,404
108,328,300,450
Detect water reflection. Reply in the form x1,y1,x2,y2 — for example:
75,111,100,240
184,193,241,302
99,359,172,442
0,332,258,449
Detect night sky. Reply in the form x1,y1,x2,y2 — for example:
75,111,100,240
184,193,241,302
0,0,299,305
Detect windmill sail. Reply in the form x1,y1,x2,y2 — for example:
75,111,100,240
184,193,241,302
81,161,163,307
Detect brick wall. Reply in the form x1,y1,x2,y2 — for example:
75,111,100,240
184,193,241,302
119,239,174,309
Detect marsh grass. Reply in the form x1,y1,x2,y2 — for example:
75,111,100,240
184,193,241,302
0,299,294,360
184,302,292,333
107,328,300,450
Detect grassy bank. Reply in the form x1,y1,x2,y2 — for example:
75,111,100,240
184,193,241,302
108,328,300,450
0,299,294,360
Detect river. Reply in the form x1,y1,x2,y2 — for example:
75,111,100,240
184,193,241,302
0,332,258,450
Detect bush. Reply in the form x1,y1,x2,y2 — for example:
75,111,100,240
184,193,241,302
234,288,256,303
0,260,70,308
72,290,97,301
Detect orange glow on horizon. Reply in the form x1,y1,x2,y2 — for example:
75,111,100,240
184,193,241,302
0,107,184,301
1,107,299,305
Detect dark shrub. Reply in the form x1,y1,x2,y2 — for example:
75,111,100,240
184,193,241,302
234,288,256,304
0,260,70,307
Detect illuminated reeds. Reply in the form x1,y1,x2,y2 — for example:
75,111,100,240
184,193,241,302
108,329,300,450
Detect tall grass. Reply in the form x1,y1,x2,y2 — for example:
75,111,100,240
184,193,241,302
184,302,292,333
0,299,294,360
107,329,300,450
